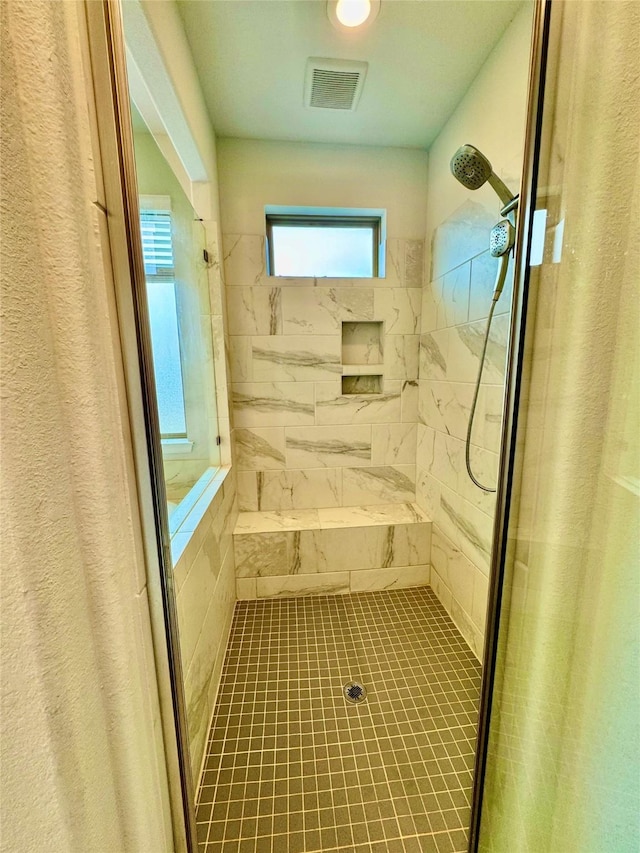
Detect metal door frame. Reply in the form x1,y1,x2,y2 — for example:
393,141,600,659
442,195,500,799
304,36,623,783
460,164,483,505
468,1,553,848
83,2,198,849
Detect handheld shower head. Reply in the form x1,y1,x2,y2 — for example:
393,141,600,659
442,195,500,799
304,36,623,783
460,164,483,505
490,219,515,258
489,219,515,302
450,144,517,210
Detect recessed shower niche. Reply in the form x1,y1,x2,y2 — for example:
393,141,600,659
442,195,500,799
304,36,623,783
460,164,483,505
341,321,383,394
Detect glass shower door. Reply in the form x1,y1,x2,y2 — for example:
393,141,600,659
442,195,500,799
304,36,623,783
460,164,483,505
474,1,640,850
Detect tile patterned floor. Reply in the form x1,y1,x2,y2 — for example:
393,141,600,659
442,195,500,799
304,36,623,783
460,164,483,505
196,587,481,853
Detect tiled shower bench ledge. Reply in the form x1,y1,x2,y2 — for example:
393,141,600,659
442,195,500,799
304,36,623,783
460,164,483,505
233,503,432,599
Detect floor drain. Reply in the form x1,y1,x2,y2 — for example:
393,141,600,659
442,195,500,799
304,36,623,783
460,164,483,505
343,681,367,704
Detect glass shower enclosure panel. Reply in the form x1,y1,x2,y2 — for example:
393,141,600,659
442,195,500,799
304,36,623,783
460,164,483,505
477,1,640,850
132,107,220,529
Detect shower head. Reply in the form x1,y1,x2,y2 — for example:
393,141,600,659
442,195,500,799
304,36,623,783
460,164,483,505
490,219,515,257
489,219,515,302
450,144,517,210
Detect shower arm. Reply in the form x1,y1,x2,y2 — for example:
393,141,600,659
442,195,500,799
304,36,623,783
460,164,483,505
487,173,517,209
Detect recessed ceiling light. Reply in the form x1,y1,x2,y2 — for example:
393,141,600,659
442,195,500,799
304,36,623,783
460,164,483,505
337,0,370,27
327,0,380,31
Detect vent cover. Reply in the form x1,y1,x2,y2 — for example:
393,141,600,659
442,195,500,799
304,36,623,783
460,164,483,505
304,58,368,111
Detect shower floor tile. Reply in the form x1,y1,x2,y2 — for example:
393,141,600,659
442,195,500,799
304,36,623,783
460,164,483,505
196,586,481,853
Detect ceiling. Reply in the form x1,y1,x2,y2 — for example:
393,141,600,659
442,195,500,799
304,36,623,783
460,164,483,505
177,0,523,150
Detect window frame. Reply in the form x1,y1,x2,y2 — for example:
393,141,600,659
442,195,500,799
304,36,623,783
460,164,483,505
265,206,386,278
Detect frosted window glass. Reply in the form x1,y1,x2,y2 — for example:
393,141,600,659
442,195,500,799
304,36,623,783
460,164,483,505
146,280,187,436
270,226,374,277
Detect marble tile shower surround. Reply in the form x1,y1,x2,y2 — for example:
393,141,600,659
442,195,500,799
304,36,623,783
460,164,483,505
223,234,424,511
233,503,431,599
171,469,239,787
416,201,512,658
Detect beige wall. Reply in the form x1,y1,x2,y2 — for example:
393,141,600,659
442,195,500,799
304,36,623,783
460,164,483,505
218,138,429,238
0,2,173,850
417,3,533,659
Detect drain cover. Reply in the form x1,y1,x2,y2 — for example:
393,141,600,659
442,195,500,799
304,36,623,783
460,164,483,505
343,681,367,704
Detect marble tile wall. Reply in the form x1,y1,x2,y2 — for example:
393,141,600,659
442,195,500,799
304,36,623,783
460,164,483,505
417,203,512,659
233,503,431,599
172,468,239,788
223,234,424,511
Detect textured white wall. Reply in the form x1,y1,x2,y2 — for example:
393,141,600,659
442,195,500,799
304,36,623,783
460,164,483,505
0,3,172,850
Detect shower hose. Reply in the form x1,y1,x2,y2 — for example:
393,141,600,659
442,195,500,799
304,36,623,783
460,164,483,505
465,297,498,493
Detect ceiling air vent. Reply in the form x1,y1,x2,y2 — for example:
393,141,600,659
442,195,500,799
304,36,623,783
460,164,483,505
304,58,368,111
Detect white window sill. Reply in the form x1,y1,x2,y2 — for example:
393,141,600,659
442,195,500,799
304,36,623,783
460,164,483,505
161,438,194,456
169,465,230,567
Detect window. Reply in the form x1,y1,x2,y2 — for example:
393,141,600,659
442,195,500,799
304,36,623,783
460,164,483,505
140,202,187,438
265,206,385,278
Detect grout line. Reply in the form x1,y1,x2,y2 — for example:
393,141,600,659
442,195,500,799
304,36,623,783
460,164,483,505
197,588,480,852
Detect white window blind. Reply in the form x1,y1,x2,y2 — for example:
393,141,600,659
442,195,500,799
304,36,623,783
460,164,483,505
140,210,174,279
139,203,187,438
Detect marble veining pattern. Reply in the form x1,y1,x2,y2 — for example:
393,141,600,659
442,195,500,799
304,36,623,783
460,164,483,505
234,502,429,533
371,422,417,466
235,509,321,534
374,289,421,334
385,334,420,380
420,333,448,379
281,287,373,334
404,239,425,288
285,426,372,469
232,383,315,427
440,494,491,562
235,427,285,471
223,234,268,286
251,337,342,381
224,233,425,509
226,287,281,335
232,503,432,597
342,465,416,506
315,383,401,426
251,469,343,512
256,572,350,598
416,203,511,657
